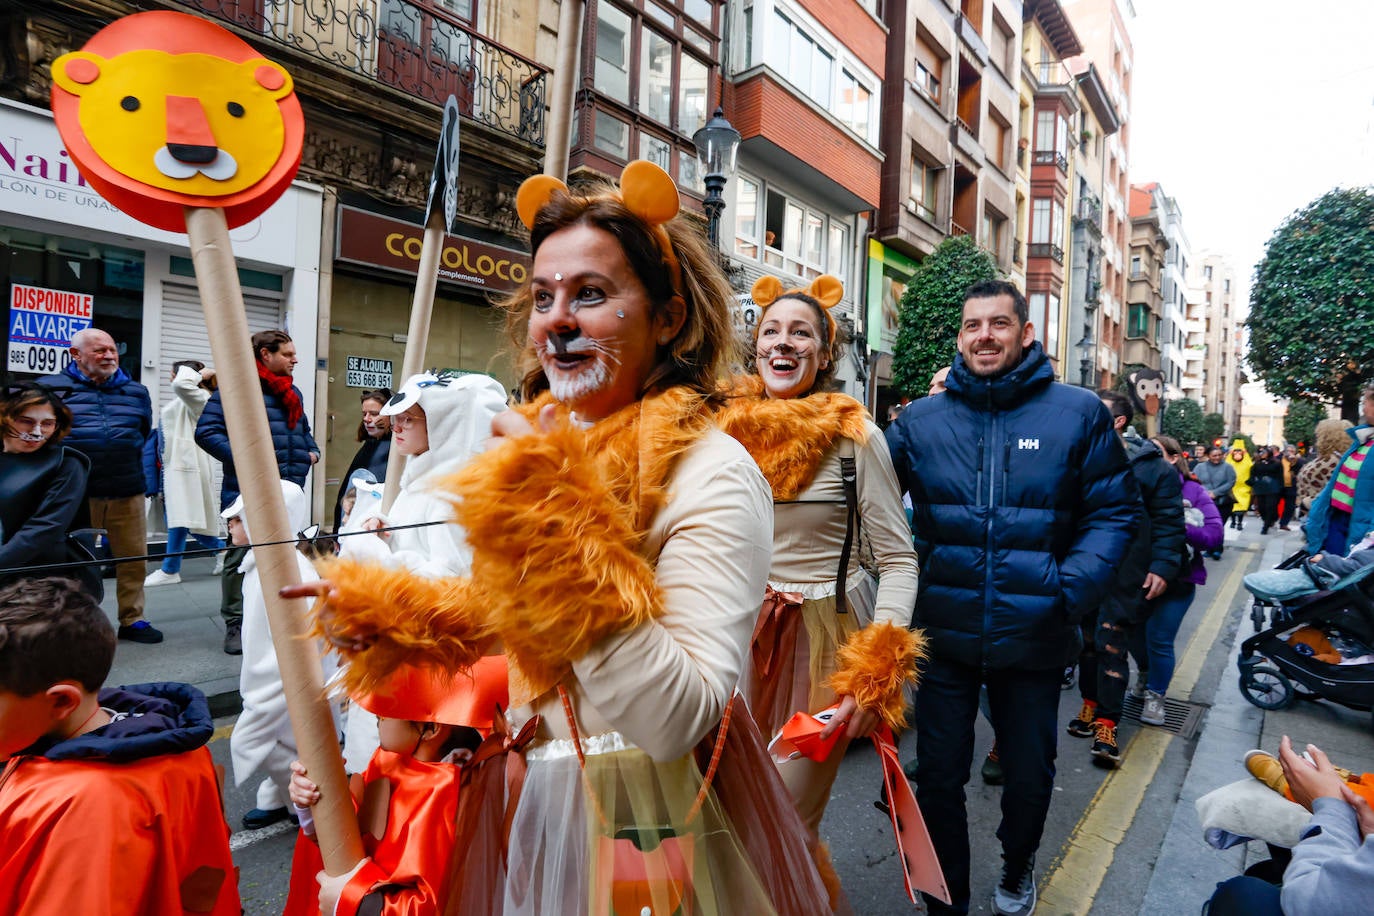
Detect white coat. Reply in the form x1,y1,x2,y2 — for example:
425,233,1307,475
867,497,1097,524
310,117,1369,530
161,365,219,534
338,371,508,770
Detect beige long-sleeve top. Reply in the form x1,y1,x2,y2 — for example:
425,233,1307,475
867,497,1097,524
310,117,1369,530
770,420,919,629
512,427,774,762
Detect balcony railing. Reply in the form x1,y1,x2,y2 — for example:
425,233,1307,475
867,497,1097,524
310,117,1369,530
1028,242,1064,263
177,0,548,146
1077,194,1102,224
951,221,970,238
1033,150,1069,173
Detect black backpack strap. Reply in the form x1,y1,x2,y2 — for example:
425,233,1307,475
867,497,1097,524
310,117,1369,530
837,447,858,615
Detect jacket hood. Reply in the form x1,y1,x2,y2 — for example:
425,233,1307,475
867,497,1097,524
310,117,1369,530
29,681,213,763
1125,432,1162,465
386,372,508,488
945,341,1055,410
63,361,132,389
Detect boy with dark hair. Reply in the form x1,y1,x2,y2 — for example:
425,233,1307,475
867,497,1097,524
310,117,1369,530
0,577,240,915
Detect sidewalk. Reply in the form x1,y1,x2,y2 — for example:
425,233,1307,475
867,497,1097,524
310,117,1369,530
101,554,242,716
1141,522,1374,913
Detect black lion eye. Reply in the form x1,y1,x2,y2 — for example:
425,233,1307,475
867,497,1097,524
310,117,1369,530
120,96,139,112
226,102,245,118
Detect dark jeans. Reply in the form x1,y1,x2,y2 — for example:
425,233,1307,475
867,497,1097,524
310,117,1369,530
1079,607,1131,722
220,545,248,627
1203,876,1282,915
1129,584,1196,695
1323,507,1352,556
912,655,1061,914
1280,486,1298,527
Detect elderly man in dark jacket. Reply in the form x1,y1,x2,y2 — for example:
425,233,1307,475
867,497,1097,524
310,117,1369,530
195,329,318,657
40,328,160,644
1066,391,1183,767
886,280,1138,916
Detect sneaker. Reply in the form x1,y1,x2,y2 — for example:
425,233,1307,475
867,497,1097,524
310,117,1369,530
1061,665,1076,690
1141,690,1167,726
1067,700,1097,738
992,856,1036,916
1244,749,1288,795
211,552,225,576
241,806,296,830
224,622,243,656
117,620,164,644
981,748,1004,785
143,569,181,588
1128,672,1148,700
1090,719,1120,767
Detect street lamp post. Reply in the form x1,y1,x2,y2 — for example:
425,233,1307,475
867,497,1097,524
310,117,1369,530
1076,334,1095,389
692,107,741,251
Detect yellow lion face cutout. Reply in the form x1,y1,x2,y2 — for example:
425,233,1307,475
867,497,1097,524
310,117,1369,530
53,50,292,198
50,11,303,232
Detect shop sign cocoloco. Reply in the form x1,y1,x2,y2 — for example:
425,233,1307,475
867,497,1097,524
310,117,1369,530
336,206,528,293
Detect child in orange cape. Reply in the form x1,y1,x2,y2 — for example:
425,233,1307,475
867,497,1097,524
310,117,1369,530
0,577,239,915
282,658,506,916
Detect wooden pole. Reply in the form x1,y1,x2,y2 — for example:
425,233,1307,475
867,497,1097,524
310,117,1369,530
380,208,445,512
185,206,364,874
543,0,586,180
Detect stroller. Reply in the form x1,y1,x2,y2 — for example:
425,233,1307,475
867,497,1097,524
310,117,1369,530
1238,554,1374,735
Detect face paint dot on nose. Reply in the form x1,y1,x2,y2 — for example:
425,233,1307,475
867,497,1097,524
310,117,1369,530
554,273,563,281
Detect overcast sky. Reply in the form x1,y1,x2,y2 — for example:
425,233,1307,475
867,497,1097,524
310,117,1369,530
1128,0,1374,317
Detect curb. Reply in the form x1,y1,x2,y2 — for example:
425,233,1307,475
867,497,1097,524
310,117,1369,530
1137,534,1292,914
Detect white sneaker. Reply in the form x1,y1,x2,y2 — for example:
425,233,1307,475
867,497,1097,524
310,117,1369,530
211,553,225,576
144,569,181,587
1141,690,1167,726
1128,673,1148,700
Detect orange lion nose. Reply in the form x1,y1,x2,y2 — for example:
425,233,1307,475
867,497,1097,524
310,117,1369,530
164,95,217,164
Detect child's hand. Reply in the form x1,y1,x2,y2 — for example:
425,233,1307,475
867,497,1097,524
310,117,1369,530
317,858,370,914
1342,785,1374,840
288,760,321,809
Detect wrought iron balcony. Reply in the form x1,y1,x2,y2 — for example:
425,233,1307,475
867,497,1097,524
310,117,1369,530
1032,150,1069,173
1028,242,1064,263
177,0,547,146
1077,194,1102,225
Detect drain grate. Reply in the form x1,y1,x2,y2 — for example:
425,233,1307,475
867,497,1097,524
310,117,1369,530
1121,694,1209,739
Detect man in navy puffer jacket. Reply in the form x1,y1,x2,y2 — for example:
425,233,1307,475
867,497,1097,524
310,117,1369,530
195,329,318,657
886,280,1138,916
40,328,160,644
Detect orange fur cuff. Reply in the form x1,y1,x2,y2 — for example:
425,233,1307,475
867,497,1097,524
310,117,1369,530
311,556,489,697
826,622,928,731
449,421,663,698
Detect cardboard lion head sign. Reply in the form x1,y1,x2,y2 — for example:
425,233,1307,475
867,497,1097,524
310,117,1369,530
49,11,303,232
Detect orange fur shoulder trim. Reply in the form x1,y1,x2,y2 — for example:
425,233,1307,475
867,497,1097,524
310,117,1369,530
716,376,871,500
311,556,489,697
826,622,928,732
444,386,714,702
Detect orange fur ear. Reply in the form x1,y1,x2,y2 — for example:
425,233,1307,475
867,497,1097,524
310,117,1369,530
807,275,845,309
620,159,680,225
752,275,783,307
516,174,567,229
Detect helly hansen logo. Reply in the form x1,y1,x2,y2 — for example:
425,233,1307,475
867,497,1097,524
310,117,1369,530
1018,438,1040,450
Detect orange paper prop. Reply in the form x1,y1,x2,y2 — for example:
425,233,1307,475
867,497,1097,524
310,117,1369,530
50,11,303,231
768,705,845,764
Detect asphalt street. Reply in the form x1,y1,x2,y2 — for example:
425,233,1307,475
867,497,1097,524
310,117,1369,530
111,519,1372,914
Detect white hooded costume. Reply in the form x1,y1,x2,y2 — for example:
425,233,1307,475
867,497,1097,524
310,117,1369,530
229,481,338,809
337,370,508,771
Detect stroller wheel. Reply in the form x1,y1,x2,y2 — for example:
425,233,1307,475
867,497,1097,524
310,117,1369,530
1240,664,1294,710
1251,601,1267,633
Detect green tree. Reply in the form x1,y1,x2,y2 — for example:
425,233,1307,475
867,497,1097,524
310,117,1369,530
891,235,1000,398
1161,397,1204,447
1283,398,1327,449
1248,187,1374,419
1201,412,1226,444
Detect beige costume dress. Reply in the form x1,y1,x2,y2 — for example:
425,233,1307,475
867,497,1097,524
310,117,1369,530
719,383,920,834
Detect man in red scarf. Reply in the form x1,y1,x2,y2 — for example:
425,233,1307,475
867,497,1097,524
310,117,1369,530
194,329,318,664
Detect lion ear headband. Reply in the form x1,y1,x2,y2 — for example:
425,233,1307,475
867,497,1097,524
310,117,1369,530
751,275,845,344
515,160,684,299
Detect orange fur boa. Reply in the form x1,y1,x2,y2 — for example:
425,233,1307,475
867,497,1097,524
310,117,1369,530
316,387,714,704
826,622,928,731
716,376,871,500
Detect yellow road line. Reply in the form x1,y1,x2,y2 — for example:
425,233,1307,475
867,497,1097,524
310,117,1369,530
1037,551,1253,915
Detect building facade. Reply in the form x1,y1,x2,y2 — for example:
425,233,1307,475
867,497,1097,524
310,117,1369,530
1190,251,1244,430
1124,181,1165,371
